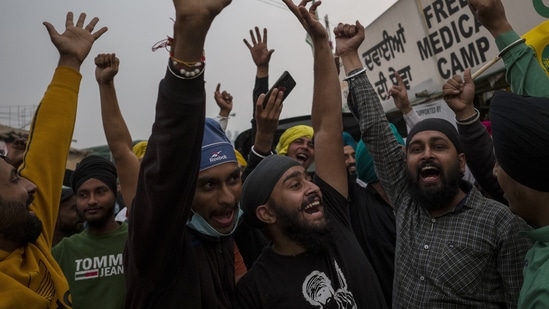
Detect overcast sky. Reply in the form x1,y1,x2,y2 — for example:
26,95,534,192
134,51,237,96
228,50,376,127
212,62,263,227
0,0,397,149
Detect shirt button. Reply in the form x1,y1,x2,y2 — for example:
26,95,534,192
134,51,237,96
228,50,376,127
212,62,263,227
420,276,425,281
424,245,429,249
431,218,436,223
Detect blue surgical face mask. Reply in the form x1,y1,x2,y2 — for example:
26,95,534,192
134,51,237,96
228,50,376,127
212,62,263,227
186,208,243,238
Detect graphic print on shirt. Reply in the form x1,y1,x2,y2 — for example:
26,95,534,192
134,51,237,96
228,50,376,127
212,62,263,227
74,253,124,281
302,260,357,308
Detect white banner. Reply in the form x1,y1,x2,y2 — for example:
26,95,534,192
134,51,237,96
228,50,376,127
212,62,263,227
359,0,548,112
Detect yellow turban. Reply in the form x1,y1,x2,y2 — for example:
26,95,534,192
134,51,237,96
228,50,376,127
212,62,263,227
275,125,314,156
132,141,148,159
234,149,247,168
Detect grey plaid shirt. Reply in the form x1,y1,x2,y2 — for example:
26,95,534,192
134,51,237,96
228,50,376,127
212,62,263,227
346,70,532,308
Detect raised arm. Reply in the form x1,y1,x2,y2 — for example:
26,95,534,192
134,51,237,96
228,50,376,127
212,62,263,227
241,88,284,182
95,53,140,215
388,73,421,130
443,68,506,203
214,83,233,131
20,12,107,245
468,0,549,97
243,27,274,81
125,0,231,290
244,27,274,142
339,21,407,207
284,0,347,196
388,73,411,114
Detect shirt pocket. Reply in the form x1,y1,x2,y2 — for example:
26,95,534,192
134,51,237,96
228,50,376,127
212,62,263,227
436,241,492,297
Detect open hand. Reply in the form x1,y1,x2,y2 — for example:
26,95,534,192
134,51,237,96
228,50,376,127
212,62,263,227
243,27,275,68
43,12,108,69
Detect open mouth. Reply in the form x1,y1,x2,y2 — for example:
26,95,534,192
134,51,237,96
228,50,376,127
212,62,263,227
212,209,235,226
295,153,309,165
301,200,321,214
419,165,441,182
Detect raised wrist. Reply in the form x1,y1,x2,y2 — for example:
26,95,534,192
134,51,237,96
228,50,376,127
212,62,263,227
488,21,513,40
97,79,115,86
455,108,476,121
218,110,230,117
455,108,479,125
401,105,413,114
58,56,82,72
256,66,269,78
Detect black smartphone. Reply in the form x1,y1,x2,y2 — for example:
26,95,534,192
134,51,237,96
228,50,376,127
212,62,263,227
263,71,296,108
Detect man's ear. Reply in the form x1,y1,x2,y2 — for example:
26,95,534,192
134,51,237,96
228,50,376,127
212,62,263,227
458,153,466,173
256,204,276,225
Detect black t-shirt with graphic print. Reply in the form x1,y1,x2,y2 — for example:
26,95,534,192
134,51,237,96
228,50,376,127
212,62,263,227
235,176,387,309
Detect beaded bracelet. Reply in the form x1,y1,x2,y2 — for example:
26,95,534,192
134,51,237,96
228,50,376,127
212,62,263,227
151,35,207,79
167,54,206,79
172,59,205,77
168,61,205,79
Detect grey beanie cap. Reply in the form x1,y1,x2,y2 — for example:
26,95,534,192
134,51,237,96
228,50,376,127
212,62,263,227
241,155,300,228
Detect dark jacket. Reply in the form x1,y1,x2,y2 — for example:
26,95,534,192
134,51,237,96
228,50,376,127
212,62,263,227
124,66,235,308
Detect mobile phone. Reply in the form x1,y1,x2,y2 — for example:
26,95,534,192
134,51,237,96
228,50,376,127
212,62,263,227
263,71,296,108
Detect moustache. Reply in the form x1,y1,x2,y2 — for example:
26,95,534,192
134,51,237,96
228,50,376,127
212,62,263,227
26,194,34,208
417,160,442,172
298,193,322,212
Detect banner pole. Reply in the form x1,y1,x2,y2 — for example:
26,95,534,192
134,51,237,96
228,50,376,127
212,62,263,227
472,56,501,80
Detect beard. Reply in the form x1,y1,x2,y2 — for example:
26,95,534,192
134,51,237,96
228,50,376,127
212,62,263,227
406,159,463,211
83,204,116,229
270,197,333,253
347,164,357,180
0,199,43,247
57,219,84,236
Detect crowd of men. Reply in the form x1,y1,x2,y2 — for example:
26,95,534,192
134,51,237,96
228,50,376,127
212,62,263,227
0,0,548,308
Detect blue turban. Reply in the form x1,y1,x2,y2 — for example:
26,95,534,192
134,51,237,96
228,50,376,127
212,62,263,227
200,118,237,171
342,132,357,150
356,123,404,184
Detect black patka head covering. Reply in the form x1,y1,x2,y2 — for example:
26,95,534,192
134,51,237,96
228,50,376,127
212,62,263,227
406,118,463,154
71,155,118,194
60,169,75,202
490,91,549,192
241,155,300,228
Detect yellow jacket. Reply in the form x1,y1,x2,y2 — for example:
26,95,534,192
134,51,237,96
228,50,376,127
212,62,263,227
0,67,79,308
